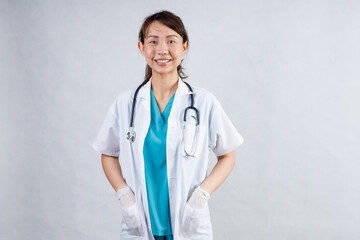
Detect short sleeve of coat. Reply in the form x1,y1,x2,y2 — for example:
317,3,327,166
92,101,120,157
208,98,244,157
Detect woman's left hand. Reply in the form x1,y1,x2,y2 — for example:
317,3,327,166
187,186,210,209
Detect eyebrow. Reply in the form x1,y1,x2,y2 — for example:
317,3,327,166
147,35,179,39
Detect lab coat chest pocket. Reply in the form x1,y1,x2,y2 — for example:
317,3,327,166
120,203,144,237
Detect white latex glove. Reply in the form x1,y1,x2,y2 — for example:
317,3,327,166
115,185,136,209
187,186,210,209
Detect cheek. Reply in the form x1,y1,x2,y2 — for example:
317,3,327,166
171,49,183,58
145,53,155,63
143,47,154,57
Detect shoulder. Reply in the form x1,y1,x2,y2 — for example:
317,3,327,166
112,86,138,106
108,86,138,117
190,84,222,109
115,88,135,102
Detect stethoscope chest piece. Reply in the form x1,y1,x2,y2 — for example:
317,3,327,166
127,127,136,143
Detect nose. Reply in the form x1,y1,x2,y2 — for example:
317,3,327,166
156,40,168,55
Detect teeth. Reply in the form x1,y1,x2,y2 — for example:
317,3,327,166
156,59,171,63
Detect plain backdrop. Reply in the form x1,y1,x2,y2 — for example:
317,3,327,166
1,0,360,239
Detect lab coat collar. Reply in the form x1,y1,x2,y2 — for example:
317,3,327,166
137,76,193,100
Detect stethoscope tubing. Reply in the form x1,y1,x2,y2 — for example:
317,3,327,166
130,80,149,128
128,78,200,155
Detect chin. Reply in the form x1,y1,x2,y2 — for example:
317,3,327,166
153,68,176,75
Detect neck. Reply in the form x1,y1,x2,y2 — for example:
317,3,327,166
151,72,179,98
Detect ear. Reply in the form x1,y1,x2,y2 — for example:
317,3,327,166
138,41,145,56
182,41,189,56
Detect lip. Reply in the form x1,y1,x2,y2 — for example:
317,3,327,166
154,59,171,66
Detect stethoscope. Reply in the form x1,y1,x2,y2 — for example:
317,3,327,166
126,79,200,157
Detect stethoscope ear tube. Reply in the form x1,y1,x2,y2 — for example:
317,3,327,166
184,106,199,125
183,120,200,157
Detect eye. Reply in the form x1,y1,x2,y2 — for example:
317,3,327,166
168,40,175,44
149,40,156,44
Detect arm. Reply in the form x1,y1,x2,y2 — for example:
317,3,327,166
101,154,127,192
199,150,236,195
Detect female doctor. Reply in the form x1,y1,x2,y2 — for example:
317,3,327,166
92,10,244,240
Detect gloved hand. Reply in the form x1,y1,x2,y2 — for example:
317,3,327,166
187,186,210,209
115,185,136,209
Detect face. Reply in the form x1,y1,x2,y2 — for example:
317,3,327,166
138,21,188,77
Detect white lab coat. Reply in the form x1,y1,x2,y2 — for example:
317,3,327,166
92,77,244,240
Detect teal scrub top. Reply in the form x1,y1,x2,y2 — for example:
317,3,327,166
143,87,176,236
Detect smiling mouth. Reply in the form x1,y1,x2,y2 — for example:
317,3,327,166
155,59,171,63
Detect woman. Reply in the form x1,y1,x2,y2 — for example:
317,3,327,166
92,10,244,240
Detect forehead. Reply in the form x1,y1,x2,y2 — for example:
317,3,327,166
145,21,180,38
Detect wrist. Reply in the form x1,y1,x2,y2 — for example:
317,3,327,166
115,185,136,209
115,185,131,200
197,186,210,200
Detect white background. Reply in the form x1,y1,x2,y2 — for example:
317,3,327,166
1,0,360,239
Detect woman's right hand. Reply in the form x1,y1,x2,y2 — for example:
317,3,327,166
115,185,136,208
116,185,144,237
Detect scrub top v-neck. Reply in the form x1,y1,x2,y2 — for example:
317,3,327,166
143,87,176,236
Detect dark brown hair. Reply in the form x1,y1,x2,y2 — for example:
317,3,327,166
138,10,189,84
